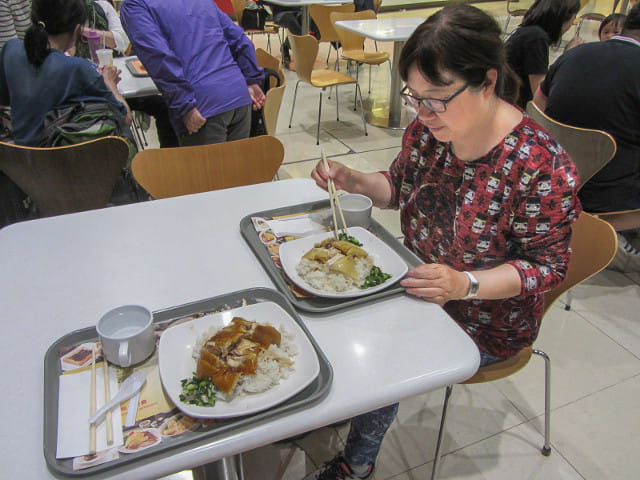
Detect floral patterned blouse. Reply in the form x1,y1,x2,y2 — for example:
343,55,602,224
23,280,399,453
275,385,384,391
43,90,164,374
384,114,581,358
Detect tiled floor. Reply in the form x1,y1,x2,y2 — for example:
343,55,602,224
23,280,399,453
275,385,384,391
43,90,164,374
156,2,640,479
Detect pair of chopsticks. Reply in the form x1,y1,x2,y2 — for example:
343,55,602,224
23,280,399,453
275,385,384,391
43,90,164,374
89,345,113,455
321,150,348,238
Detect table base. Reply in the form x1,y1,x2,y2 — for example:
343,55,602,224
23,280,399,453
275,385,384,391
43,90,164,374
192,454,244,480
363,98,416,130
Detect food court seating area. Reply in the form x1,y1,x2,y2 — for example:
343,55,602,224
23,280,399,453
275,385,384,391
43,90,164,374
148,1,640,479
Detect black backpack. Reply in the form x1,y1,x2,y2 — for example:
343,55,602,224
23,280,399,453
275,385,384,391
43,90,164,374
250,67,282,137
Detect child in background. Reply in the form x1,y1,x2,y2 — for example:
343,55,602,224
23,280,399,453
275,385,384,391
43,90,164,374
599,13,627,40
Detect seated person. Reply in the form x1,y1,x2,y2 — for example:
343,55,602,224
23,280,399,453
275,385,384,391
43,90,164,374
599,13,626,40
505,0,580,108
76,0,179,148
0,0,131,146
534,5,640,271
306,5,580,478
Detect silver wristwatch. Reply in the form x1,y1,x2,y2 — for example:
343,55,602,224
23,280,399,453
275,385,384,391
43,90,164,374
461,271,479,300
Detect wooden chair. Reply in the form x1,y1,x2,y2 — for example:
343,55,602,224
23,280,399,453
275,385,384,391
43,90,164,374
287,33,368,145
130,135,284,199
230,0,280,53
526,101,616,191
255,48,287,136
330,10,390,95
430,212,617,480
0,136,128,217
575,12,606,36
504,0,534,32
309,3,355,66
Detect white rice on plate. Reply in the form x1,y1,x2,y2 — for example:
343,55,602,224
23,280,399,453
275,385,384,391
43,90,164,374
193,322,297,401
296,255,374,293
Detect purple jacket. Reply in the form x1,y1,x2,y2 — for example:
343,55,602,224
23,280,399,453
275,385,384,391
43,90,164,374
121,0,263,135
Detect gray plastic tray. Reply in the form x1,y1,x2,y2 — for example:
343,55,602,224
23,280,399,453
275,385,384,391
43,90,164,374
240,200,423,313
43,288,332,479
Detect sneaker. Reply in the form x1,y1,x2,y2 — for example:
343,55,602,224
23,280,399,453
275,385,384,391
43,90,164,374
608,233,640,273
302,455,373,480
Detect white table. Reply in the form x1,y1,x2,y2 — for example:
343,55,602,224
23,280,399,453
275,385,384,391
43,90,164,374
0,178,479,479
265,0,350,35
113,56,159,99
335,17,424,129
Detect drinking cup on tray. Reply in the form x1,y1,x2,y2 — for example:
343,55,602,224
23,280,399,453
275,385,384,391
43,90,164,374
97,305,155,367
339,193,373,228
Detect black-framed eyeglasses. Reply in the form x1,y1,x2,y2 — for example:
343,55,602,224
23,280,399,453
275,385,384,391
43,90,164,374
400,83,469,113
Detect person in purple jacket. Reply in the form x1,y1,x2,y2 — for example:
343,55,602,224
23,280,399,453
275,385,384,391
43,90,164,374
120,0,265,146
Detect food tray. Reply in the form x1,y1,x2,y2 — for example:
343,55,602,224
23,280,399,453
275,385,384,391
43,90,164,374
125,57,149,77
43,288,333,479
240,200,423,313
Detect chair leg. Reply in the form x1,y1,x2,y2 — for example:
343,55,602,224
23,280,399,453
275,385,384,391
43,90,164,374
335,86,339,121
289,81,301,129
533,349,552,456
564,289,573,311
317,90,323,145
354,66,359,111
356,84,368,137
368,64,372,94
431,385,453,480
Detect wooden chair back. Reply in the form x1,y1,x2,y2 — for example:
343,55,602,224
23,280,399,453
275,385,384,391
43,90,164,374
464,212,616,384
288,34,319,84
309,3,355,44
526,101,616,190
131,135,284,199
330,10,377,52
543,212,617,311
0,136,128,216
256,48,287,136
373,0,383,12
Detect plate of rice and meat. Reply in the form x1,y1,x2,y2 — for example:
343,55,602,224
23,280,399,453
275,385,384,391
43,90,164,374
158,302,320,418
279,227,408,298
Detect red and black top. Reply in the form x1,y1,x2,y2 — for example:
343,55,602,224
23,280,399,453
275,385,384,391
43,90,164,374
384,114,581,358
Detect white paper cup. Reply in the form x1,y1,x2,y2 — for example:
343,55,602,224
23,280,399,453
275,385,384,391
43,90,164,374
97,305,155,367
96,48,113,68
339,193,373,228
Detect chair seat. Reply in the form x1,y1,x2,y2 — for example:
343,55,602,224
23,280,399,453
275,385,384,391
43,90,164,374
463,346,533,384
341,49,390,65
310,69,358,88
245,24,279,35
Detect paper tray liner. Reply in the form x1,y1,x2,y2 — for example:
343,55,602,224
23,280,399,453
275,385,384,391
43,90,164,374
43,288,332,479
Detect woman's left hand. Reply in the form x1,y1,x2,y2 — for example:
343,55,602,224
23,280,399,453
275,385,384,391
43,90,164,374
401,264,470,306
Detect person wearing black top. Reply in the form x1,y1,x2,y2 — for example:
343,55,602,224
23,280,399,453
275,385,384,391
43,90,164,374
505,0,580,108
534,5,640,218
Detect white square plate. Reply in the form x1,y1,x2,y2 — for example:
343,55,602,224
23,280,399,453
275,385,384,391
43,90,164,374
279,227,408,299
158,302,320,418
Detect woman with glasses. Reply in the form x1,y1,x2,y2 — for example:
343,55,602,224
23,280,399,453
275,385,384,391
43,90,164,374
306,4,580,480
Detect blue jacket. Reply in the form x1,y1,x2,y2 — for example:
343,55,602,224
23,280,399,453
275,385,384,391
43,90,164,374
121,0,264,135
0,39,126,146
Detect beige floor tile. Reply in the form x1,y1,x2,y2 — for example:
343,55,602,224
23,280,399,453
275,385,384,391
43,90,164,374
493,301,640,422
242,442,307,480
551,374,640,480
390,420,583,480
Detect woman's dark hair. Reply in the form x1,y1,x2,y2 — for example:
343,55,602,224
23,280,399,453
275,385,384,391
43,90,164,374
398,3,520,104
521,0,581,44
23,0,87,67
623,3,640,32
599,13,626,37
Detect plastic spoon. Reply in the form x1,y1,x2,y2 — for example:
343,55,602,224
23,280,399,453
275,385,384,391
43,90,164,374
88,371,147,425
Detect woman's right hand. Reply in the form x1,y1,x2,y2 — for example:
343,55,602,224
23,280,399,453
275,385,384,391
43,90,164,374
311,159,352,192
100,65,121,87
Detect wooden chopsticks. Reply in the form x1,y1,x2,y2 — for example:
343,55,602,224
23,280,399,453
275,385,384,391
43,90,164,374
89,345,97,455
321,150,347,238
103,360,113,445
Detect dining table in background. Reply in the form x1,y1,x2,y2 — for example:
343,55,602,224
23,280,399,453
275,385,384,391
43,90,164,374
264,0,351,35
0,178,479,479
335,16,424,129
113,56,159,99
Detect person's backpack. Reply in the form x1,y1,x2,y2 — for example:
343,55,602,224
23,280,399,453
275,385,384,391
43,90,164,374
241,1,268,30
250,67,281,137
38,101,137,164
